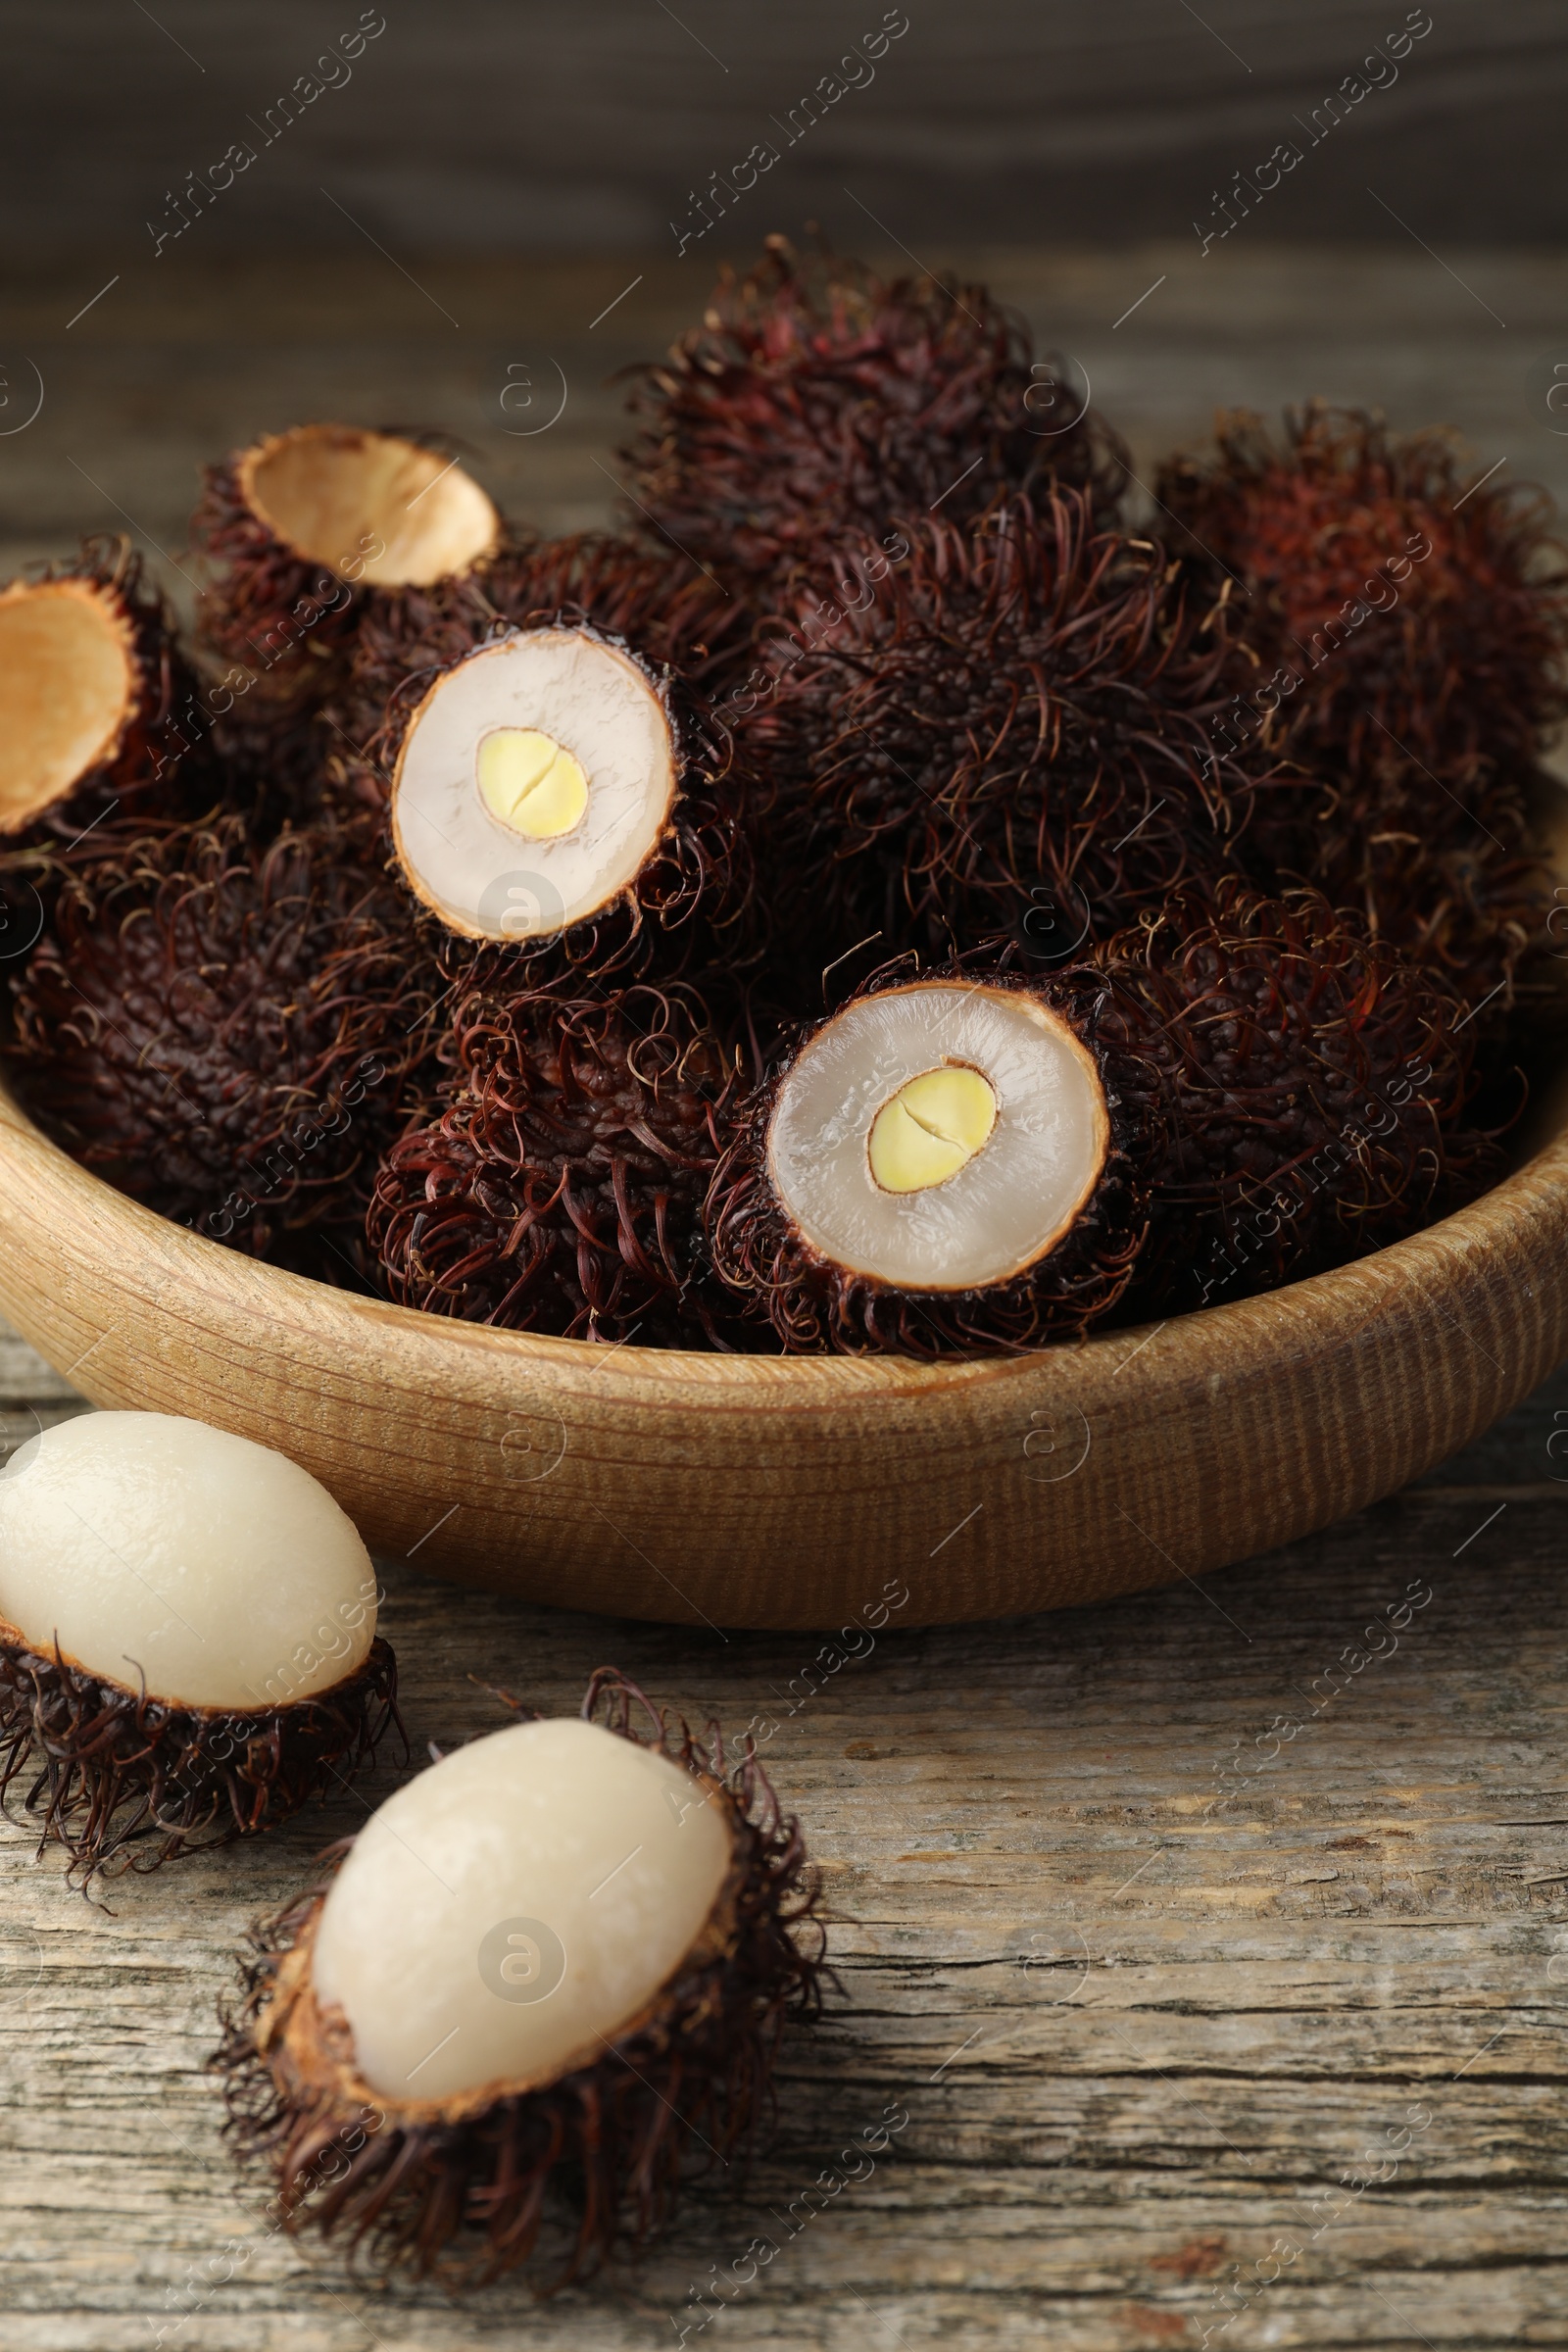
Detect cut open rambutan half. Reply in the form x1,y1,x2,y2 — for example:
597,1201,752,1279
192,424,501,679
216,1671,827,2287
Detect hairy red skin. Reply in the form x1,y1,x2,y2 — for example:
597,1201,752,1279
1157,406,1567,1007
215,1671,831,2289
747,492,1306,973
619,238,1129,598
368,984,750,1345
705,884,1497,1356
8,816,443,1263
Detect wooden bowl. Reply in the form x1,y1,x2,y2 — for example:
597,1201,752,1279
0,1062,1565,1631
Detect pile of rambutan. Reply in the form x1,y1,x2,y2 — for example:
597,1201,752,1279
5,242,1564,1360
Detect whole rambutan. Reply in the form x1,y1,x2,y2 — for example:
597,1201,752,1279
0,536,210,848
748,492,1303,971
619,237,1128,597
368,983,745,1346
705,884,1495,1357
7,815,442,1265
191,424,502,698
1156,406,1567,1002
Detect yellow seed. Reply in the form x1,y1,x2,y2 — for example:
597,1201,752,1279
476,728,589,839
867,1064,999,1195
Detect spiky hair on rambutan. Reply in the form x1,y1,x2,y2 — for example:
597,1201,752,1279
1156,404,1568,792
748,491,1305,969
190,423,503,699
618,236,1129,597
7,815,443,1266
0,1626,401,1887
215,1670,830,2288
368,982,748,1347
705,882,1496,1357
1102,878,1502,1314
0,535,212,850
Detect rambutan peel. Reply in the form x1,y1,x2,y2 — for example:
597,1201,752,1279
216,1674,829,2288
0,1627,401,1884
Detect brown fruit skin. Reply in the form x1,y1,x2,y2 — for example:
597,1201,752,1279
706,885,1499,1358
1156,406,1568,1008
619,237,1129,599
744,492,1307,982
0,535,214,851
706,965,1160,1358
1101,881,1503,1315
7,816,443,1265
0,1626,401,1887
368,984,749,1346
215,1671,831,2289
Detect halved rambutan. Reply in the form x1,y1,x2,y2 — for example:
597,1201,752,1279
749,492,1303,967
0,1412,401,1884
368,983,744,1345
706,884,1495,1355
7,815,442,1264
619,237,1128,594
191,424,502,689
216,1671,827,2287
0,536,207,846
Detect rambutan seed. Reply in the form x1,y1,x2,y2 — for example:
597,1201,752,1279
216,1671,829,2286
0,1413,401,1880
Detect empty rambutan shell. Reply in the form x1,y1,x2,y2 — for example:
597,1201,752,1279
0,536,204,847
216,1670,827,2287
707,970,1157,1354
191,424,501,683
7,813,443,1265
368,983,743,1345
619,236,1128,595
0,1412,400,1880
750,491,1304,967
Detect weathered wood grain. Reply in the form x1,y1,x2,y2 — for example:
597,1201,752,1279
2,1314,1566,2351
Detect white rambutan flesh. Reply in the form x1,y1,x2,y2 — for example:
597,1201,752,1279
767,980,1109,1291
0,1412,376,1710
310,1716,732,2101
238,425,498,588
0,579,136,833
391,628,677,941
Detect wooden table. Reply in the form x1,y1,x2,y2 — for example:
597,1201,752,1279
3,1308,1567,2352
3,246,1568,2349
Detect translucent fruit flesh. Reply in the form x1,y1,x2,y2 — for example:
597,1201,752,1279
868,1064,998,1194
476,728,589,839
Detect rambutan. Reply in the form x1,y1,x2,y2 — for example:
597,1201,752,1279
0,1412,402,1885
7,815,442,1265
0,536,208,848
706,884,1494,1356
216,1671,828,2287
1157,406,1567,1002
619,237,1128,596
191,424,502,695
748,492,1302,970
368,983,744,1346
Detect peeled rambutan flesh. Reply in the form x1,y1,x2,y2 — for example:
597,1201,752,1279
750,491,1303,969
0,536,208,849
368,984,742,1345
191,423,502,687
707,884,1495,1356
216,1670,827,2286
0,1412,400,1882
620,236,1128,596
7,813,442,1267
